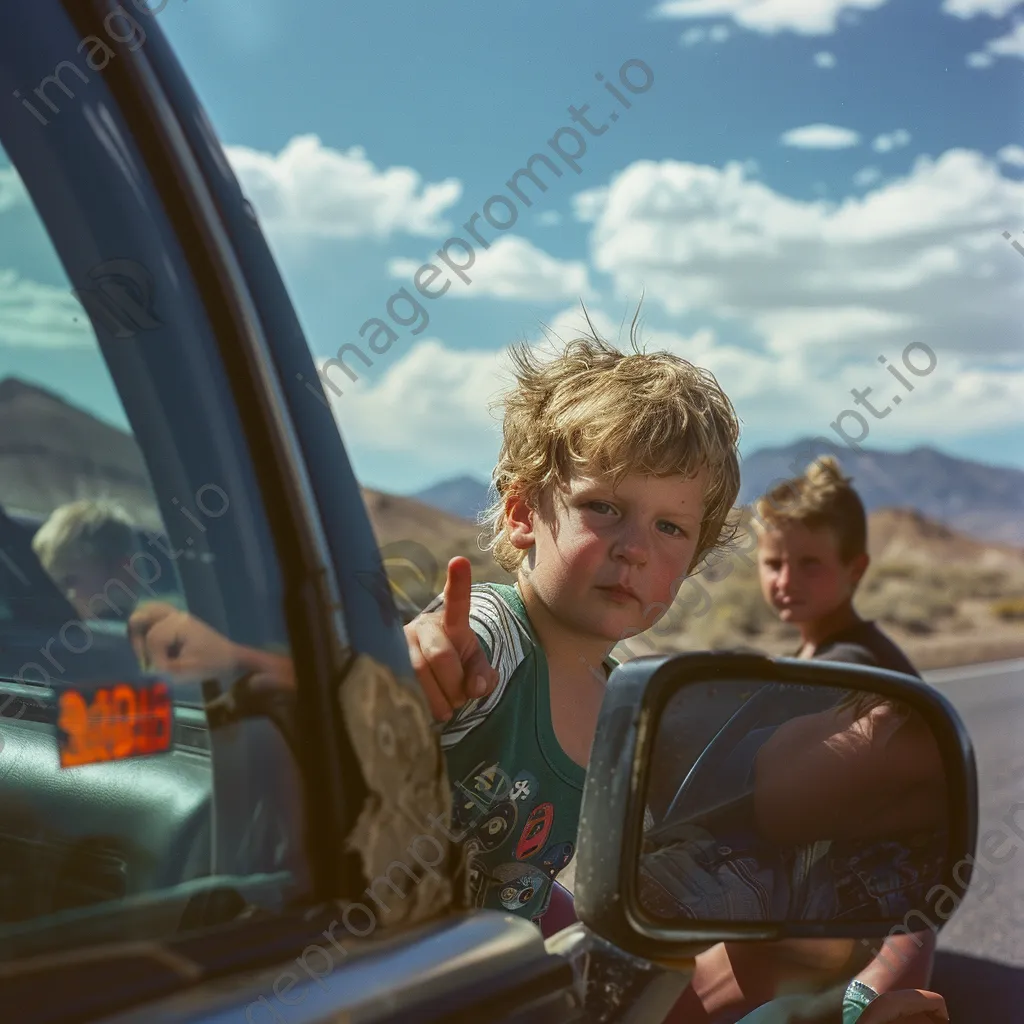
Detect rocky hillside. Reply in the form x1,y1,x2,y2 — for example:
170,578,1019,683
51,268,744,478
0,378,161,530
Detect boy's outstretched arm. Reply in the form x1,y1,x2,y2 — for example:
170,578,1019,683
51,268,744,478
404,556,499,721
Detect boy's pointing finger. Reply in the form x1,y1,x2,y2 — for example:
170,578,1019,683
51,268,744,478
442,556,474,639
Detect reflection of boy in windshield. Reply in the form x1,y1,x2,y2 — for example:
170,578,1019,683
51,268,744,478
32,500,141,620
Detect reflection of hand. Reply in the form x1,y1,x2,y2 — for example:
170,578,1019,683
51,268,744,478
130,602,240,677
128,602,294,691
753,701,945,845
857,989,948,1023
404,557,498,721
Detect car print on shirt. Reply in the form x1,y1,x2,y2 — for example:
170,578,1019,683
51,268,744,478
515,801,554,860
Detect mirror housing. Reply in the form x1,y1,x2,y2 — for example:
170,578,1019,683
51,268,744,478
573,651,978,963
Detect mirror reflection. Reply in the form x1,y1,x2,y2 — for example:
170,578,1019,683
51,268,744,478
638,679,950,925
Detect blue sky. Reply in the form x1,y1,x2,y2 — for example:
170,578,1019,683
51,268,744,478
2,0,1023,495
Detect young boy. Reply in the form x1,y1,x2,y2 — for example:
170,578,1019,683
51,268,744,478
32,499,142,621
404,328,742,920
752,455,919,678
744,455,938,1014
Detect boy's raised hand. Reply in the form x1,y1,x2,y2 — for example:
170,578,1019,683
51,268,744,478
404,556,499,722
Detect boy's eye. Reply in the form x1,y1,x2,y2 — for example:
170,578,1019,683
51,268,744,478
657,521,686,538
587,500,616,515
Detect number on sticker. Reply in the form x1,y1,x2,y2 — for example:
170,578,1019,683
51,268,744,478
58,682,172,767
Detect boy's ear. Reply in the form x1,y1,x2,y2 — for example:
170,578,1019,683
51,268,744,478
504,492,536,551
849,551,870,586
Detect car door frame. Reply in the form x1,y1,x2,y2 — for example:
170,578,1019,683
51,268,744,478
0,1,593,1021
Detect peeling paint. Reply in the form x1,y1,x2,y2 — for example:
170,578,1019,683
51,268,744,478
338,652,464,927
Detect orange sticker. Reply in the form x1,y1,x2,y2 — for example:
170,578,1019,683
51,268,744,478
58,682,172,767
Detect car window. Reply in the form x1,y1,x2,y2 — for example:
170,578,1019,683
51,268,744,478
0,8,310,964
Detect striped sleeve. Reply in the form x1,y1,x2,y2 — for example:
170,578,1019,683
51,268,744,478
422,584,530,749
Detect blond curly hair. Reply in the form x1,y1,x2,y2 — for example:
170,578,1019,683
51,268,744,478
480,309,742,575
753,455,867,562
32,499,137,578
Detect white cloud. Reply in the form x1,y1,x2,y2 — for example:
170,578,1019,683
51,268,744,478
225,134,462,241
652,0,1024,36
324,145,1024,472
814,50,837,67
780,124,861,149
998,144,1024,166
0,269,94,349
327,290,1024,480
943,0,1024,17
968,21,1024,65
681,23,730,43
387,235,595,304
320,339,505,472
651,0,889,35
988,20,1024,56
872,129,912,153
323,311,783,473
853,166,882,187
574,148,1024,380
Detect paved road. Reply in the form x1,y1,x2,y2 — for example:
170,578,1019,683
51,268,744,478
924,658,1024,1018
927,657,1024,966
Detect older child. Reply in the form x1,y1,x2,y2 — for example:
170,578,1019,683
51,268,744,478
752,455,918,677
404,325,742,919
740,455,938,1019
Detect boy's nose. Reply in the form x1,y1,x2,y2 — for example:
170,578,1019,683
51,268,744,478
611,526,648,565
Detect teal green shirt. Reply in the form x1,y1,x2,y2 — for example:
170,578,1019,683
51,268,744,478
429,582,608,921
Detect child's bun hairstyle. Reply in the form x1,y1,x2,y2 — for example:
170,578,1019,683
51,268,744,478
480,305,742,574
754,454,867,563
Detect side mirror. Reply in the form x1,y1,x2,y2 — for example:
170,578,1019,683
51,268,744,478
573,652,978,963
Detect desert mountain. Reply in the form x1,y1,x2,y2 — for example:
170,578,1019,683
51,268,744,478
737,438,1024,547
412,475,493,522
0,377,162,530
416,439,1024,547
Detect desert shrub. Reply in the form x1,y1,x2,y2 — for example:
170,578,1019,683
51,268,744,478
943,567,1016,601
991,596,1024,621
857,579,957,634
865,559,1015,602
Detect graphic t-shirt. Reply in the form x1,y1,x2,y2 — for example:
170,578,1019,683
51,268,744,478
426,581,609,922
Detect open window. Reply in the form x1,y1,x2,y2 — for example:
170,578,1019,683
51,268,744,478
0,3,317,972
